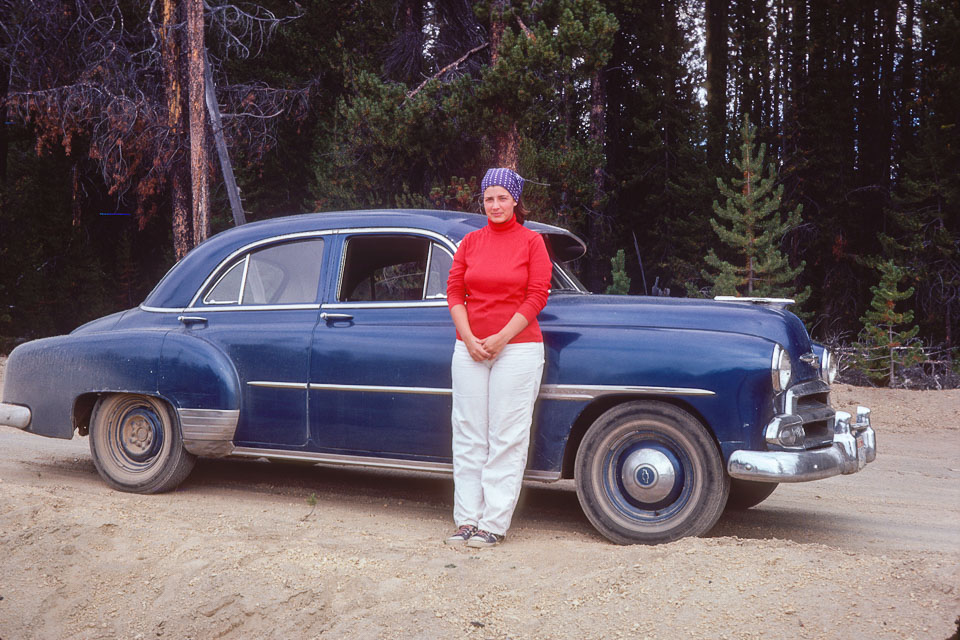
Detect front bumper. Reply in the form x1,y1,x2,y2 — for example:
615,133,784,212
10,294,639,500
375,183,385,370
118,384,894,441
0,402,32,430
727,407,876,482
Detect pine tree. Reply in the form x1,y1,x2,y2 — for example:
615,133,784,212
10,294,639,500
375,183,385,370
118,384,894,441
605,249,630,294
854,261,924,387
699,116,810,307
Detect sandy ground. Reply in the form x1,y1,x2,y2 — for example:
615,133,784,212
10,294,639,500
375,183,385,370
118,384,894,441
1,356,958,640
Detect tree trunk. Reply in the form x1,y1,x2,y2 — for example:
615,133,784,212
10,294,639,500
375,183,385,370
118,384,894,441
898,0,916,158
186,0,209,248
161,0,192,259
489,0,519,170
589,69,606,212
204,51,246,227
0,61,7,188
705,0,728,167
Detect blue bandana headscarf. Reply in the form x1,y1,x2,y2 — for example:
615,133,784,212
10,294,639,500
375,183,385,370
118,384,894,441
481,168,524,203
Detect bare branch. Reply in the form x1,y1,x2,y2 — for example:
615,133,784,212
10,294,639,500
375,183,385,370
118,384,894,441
406,42,489,100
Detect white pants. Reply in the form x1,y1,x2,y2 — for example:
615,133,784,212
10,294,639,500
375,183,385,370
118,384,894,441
450,340,545,536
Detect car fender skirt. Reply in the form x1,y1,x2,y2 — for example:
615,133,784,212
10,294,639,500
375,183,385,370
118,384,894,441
178,408,239,457
0,402,31,430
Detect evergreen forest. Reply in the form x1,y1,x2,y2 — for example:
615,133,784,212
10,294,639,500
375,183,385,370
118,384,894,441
0,0,957,386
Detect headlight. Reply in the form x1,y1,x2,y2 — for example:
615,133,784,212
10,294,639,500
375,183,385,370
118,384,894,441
771,344,792,392
820,348,838,384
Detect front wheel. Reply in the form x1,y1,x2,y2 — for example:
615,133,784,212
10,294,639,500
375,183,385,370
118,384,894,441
575,401,729,545
89,394,196,493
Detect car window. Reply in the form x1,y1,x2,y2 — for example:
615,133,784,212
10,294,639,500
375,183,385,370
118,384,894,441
203,259,245,304
425,243,453,298
201,238,324,306
339,234,451,302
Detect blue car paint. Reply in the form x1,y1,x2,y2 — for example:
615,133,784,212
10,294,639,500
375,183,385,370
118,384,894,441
2,209,817,479
4,330,167,438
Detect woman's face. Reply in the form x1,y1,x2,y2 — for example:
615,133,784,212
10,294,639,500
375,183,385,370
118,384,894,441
482,185,516,225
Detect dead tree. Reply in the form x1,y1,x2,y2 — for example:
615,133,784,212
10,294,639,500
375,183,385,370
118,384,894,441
0,0,306,259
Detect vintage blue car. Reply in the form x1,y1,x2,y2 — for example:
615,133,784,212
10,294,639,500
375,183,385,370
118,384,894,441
0,210,876,544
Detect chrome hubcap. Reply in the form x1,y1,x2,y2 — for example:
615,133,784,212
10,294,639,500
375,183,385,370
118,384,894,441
621,448,677,503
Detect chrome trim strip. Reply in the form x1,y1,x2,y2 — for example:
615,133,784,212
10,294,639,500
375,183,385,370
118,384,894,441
308,383,452,395
230,446,561,482
190,304,323,313
0,402,31,430
140,305,188,314
422,242,433,300
188,231,335,308
243,381,717,399
332,227,457,250
322,301,449,310
538,384,716,400
248,381,310,390
142,303,323,313
715,296,795,309
237,254,251,304
178,408,239,457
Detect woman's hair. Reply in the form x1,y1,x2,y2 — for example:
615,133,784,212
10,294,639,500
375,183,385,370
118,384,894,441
514,200,528,225
480,197,528,225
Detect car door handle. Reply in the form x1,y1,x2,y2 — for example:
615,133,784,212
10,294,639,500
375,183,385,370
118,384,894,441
178,315,208,325
320,312,353,322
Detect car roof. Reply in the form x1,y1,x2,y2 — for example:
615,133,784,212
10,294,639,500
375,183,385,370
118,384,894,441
143,209,586,309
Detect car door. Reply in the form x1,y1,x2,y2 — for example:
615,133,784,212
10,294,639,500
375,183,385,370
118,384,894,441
185,235,329,448
308,230,456,459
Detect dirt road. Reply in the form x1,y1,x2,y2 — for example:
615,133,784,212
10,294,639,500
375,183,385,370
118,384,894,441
1,358,958,639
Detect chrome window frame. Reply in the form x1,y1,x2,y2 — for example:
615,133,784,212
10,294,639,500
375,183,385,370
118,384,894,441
201,256,249,306
188,231,334,310
424,241,454,299
237,255,252,304
334,228,458,306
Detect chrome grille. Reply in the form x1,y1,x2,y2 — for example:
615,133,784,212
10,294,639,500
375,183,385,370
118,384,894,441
782,379,835,449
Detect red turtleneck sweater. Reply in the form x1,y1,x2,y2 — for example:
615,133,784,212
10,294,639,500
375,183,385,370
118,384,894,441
446,215,552,343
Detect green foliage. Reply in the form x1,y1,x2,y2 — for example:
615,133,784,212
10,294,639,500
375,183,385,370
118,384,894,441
0,131,172,345
0,0,957,378
853,261,924,387
429,177,480,212
309,0,618,240
604,249,630,294
697,117,810,310
876,0,960,347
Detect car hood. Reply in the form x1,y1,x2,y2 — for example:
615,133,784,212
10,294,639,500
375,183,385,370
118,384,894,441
544,293,813,363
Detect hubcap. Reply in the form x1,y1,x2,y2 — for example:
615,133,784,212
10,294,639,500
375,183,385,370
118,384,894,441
118,408,163,462
621,447,677,503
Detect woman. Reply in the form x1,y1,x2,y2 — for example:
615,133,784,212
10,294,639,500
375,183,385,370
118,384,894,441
444,167,553,548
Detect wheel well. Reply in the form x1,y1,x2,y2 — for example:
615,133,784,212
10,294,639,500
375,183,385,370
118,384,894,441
73,393,100,436
559,395,717,479
73,392,181,437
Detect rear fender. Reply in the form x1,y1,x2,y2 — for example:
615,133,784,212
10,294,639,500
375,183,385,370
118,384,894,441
2,331,167,439
3,331,241,450
158,332,241,456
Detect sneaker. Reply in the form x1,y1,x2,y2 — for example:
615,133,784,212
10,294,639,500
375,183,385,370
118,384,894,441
466,530,504,548
444,524,478,545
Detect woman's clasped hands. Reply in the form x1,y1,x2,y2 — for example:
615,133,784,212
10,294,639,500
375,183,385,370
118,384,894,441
463,332,511,362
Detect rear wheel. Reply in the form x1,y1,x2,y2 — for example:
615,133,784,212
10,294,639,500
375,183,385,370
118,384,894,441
725,478,778,510
575,401,729,545
89,394,195,493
